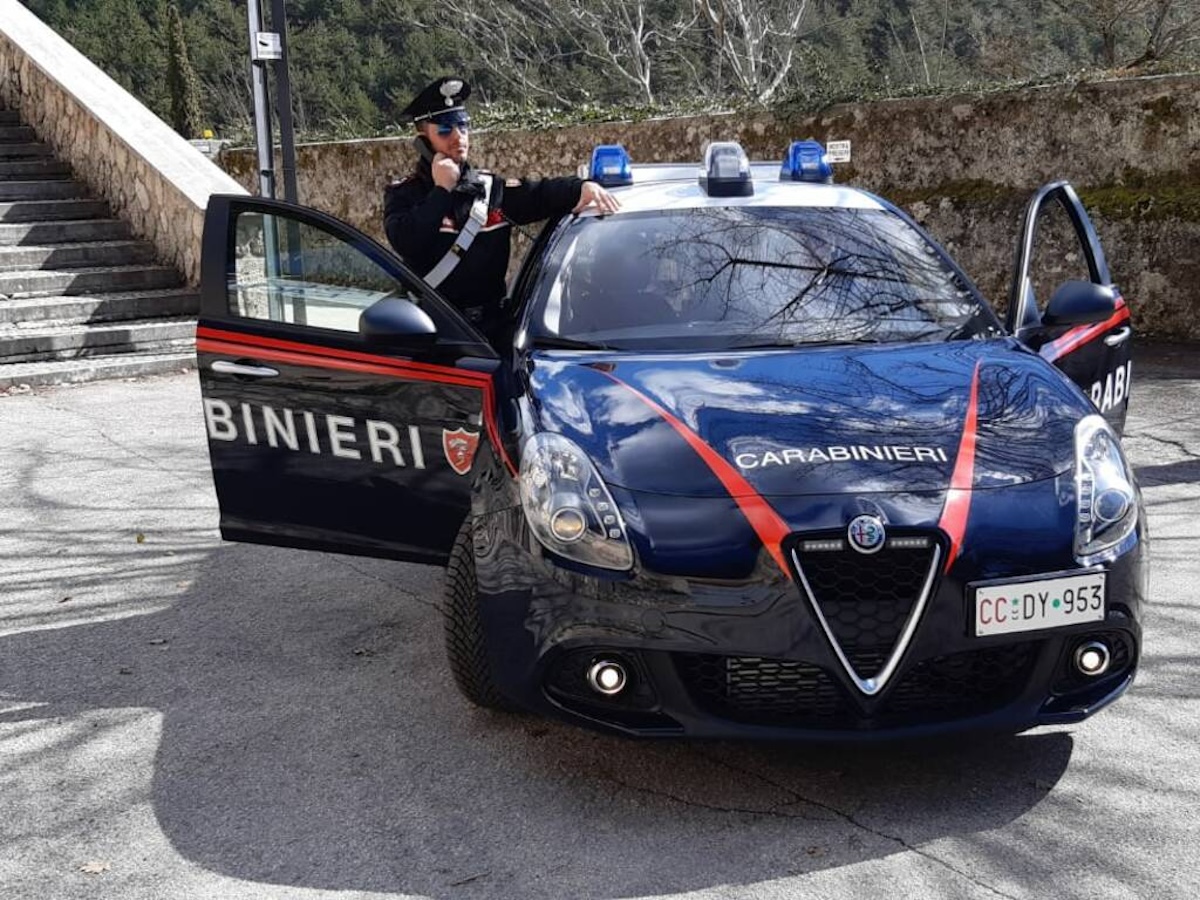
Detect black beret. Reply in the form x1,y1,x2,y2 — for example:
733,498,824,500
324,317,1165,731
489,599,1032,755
401,77,472,122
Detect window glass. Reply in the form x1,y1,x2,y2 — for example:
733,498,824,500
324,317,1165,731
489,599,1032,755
230,211,406,332
527,208,996,349
1028,199,1093,317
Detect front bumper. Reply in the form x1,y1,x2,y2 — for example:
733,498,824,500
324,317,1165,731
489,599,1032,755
471,505,1146,741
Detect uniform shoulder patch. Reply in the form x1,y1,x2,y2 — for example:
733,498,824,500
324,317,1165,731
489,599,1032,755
505,177,522,188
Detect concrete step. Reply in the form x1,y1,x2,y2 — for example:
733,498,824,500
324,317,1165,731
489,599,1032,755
0,349,196,391
0,180,85,201
0,111,19,126
0,264,182,298
0,240,157,272
0,218,131,246
0,288,198,326
0,143,52,160
0,317,196,363
0,199,110,222
0,125,37,143
0,159,71,180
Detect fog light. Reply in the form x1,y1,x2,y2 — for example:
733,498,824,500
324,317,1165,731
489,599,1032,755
586,659,628,696
1074,640,1111,677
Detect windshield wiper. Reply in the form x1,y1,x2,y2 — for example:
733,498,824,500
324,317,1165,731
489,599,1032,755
731,337,882,349
528,334,613,351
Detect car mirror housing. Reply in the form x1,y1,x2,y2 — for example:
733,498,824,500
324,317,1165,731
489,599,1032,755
359,296,438,348
1043,281,1116,327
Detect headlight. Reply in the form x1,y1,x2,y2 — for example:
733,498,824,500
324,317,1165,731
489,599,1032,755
519,432,634,571
1074,415,1137,564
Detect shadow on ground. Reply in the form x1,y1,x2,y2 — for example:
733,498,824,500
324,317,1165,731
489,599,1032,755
0,540,1078,899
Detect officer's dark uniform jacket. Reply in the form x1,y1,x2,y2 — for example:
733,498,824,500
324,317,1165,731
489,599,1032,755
384,157,583,333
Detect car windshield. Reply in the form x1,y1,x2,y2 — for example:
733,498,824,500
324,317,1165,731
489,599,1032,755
526,207,996,350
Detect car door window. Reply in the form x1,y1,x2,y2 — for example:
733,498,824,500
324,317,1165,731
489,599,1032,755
1026,199,1094,319
1008,182,1131,433
231,209,414,332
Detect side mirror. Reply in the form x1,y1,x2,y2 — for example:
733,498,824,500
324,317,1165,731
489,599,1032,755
1042,281,1116,327
359,296,438,348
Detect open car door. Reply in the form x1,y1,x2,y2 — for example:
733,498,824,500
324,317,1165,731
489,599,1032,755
1008,181,1133,434
196,195,505,565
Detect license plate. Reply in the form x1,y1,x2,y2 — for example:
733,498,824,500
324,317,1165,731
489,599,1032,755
973,571,1106,637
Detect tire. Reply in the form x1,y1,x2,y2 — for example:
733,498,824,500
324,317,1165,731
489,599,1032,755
444,520,518,712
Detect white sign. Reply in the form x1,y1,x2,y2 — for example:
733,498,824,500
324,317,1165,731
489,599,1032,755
826,140,852,163
252,32,282,61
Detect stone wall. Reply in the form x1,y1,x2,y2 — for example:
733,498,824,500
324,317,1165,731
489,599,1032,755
221,74,1200,339
0,0,246,285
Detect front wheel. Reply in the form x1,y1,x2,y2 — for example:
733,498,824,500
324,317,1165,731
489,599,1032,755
443,520,518,711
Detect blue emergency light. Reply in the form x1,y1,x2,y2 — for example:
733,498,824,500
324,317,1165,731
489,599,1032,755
589,144,633,187
781,140,834,184
700,141,753,197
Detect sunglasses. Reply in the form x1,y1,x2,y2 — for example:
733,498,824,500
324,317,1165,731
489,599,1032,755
432,113,471,136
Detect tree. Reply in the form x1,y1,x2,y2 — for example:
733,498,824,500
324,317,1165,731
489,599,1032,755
165,2,205,138
691,0,814,102
1049,0,1150,67
437,0,582,105
559,0,665,104
442,0,704,106
1128,0,1200,66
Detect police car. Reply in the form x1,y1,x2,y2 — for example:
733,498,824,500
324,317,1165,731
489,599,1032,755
196,140,1145,739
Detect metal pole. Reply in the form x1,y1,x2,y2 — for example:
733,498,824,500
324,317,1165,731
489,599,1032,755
269,0,299,206
265,0,304,323
246,0,282,321
247,0,275,199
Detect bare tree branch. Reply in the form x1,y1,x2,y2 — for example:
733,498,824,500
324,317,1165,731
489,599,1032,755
692,0,812,102
1129,0,1200,65
443,0,708,106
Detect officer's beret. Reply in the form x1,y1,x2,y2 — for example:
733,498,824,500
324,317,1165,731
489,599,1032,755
401,77,472,123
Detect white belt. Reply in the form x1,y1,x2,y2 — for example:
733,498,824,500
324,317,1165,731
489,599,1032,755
424,173,494,288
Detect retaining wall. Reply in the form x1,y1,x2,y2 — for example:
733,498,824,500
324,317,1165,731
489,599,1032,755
221,74,1200,338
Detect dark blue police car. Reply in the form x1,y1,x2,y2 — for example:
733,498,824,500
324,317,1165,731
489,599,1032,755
196,140,1146,739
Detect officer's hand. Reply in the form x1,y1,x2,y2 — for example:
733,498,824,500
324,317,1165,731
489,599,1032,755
432,153,461,191
573,181,621,215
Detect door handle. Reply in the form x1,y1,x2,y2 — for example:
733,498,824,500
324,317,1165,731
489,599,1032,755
211,360,280,378
1104,327,1132,348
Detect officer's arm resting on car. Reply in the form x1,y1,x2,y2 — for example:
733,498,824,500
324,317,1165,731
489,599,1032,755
502,176,620,226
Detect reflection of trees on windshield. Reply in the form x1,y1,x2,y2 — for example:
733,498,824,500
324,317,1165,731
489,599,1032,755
534,208,995,348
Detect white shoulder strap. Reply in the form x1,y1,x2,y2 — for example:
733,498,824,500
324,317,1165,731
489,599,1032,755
424,173,494,289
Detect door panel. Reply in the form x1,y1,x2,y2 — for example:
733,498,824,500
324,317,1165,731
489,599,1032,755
198,195,500,565
1008,182,1133,434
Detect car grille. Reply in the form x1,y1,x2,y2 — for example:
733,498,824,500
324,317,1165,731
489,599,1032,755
675,653,855,728
793,543,937,679
882,641,1041,723
675,642,1042,729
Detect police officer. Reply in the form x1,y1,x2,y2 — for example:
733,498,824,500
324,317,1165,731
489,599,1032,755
384,76,619,340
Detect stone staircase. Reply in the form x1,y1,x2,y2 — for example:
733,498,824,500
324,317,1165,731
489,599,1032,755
0,107,198,390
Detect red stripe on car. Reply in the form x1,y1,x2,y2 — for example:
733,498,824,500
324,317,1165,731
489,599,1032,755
196,326,517,475
1040,295,1129,362
938,362,982,572
600,371,793,580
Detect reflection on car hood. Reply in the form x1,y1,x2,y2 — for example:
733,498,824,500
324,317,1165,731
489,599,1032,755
527,340,1093,497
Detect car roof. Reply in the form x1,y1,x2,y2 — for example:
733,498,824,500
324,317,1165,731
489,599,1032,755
576,162,887,217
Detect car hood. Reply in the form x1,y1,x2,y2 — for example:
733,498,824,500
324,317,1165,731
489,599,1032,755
526,339,1093,498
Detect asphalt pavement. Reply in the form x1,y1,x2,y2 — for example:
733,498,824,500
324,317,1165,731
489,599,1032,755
0,343,1197,900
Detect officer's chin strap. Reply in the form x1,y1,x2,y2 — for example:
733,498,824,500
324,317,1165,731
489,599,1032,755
424,173,493,288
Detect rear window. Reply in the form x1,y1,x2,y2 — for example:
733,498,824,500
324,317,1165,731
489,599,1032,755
526,207,997,349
